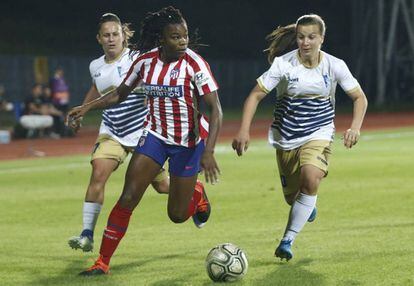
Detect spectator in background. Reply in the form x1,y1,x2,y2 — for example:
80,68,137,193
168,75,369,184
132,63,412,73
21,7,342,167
23,83,49,115
43,85,68,137
0,84,13,112
50,67,70,113
21,83,63,138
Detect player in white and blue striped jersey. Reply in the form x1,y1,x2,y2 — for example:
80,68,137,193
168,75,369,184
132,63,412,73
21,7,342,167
67,13,169,253
233,14,368,261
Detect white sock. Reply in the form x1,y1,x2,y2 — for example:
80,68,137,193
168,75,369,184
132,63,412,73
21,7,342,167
283,192,317,242
82,202,102,232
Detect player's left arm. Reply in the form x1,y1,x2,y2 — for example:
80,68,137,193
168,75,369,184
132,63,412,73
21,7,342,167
343,86,368,149
201,91,223,184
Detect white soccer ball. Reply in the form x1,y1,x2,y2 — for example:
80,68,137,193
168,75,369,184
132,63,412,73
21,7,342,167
205,243,248,282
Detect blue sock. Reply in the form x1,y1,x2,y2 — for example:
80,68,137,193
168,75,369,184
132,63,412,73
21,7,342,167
80,229,94,239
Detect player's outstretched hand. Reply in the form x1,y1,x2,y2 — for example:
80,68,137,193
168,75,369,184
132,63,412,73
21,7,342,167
201,152,221,184
232,131,250,156
65,105,89,131
343,128,360,149
67,105,89,121
66,116,83,132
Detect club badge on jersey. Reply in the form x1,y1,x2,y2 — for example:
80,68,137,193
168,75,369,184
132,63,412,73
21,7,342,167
170,68,180,79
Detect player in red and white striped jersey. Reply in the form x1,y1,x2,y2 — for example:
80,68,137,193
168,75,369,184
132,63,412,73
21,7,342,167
123,46,217,147
67,13,171,255
68,6,222,276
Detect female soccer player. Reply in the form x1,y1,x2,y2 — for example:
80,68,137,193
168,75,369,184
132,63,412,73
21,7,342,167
232,14,368,261
67,13,170,252
68,6,222,275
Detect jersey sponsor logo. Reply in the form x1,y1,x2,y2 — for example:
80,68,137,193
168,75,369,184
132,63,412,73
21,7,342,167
93,72,101,78
117,66,122,77
144,84,183,98
195,71,210,86
170,68,180,79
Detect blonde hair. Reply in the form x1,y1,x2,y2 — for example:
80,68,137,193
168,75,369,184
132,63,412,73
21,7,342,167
265,14,326,63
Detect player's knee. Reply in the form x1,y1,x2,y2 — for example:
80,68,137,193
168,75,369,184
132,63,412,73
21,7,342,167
152,180,169,194
299,178,320,195
90,169,109,188
87,180,105,197
284,194,295,205
167,210,187,224
119,190,140,208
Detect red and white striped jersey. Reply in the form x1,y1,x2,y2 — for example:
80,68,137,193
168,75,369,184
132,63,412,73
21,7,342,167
123,47,218,147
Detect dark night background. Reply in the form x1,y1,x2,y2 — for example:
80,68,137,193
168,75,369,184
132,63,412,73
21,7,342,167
0,0,351,59
0,0,413,109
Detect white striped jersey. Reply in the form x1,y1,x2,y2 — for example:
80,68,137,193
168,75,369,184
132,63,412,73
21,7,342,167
89,48,147,147
257,49,359,150
123,47,218,147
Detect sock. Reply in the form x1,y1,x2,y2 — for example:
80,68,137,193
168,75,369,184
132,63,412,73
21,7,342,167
186,182,203,219
82,202,102,236
283,192,317,242
99,202,132,265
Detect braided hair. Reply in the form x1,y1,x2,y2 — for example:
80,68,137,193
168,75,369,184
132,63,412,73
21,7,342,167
264,14,326,64
138,6,185,53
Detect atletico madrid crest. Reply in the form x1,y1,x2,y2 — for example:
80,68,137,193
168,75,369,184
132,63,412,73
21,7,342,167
170,68,180,79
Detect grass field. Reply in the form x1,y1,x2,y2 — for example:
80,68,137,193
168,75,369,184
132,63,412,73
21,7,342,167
1,128,413,286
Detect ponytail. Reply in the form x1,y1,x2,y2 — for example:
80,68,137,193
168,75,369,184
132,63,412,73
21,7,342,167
264,24,296,64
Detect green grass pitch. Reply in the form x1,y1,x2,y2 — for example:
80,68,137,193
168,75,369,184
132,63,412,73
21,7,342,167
0,128,413,285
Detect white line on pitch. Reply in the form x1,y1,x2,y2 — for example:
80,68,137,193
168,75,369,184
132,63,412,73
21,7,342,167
0,162,88,175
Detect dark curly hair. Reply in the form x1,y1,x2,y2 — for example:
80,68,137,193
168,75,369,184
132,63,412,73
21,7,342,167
138,6,185,53
129,6,206,56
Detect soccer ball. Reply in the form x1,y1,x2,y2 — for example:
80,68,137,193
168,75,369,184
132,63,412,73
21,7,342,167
205,243,248,282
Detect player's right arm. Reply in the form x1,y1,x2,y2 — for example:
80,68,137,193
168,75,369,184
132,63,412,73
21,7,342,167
67,84,101,131
232,84,267,156
66,83,132,124
67,56,144,127
82,84,101,105
232,57,281,156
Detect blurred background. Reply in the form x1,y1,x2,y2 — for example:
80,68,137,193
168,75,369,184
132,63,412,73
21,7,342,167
0,0,413,112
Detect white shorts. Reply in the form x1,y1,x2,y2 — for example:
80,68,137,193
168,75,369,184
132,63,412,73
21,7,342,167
20,115,53,129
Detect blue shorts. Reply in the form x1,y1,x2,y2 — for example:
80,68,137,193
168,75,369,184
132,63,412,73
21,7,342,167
135,132,205,177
